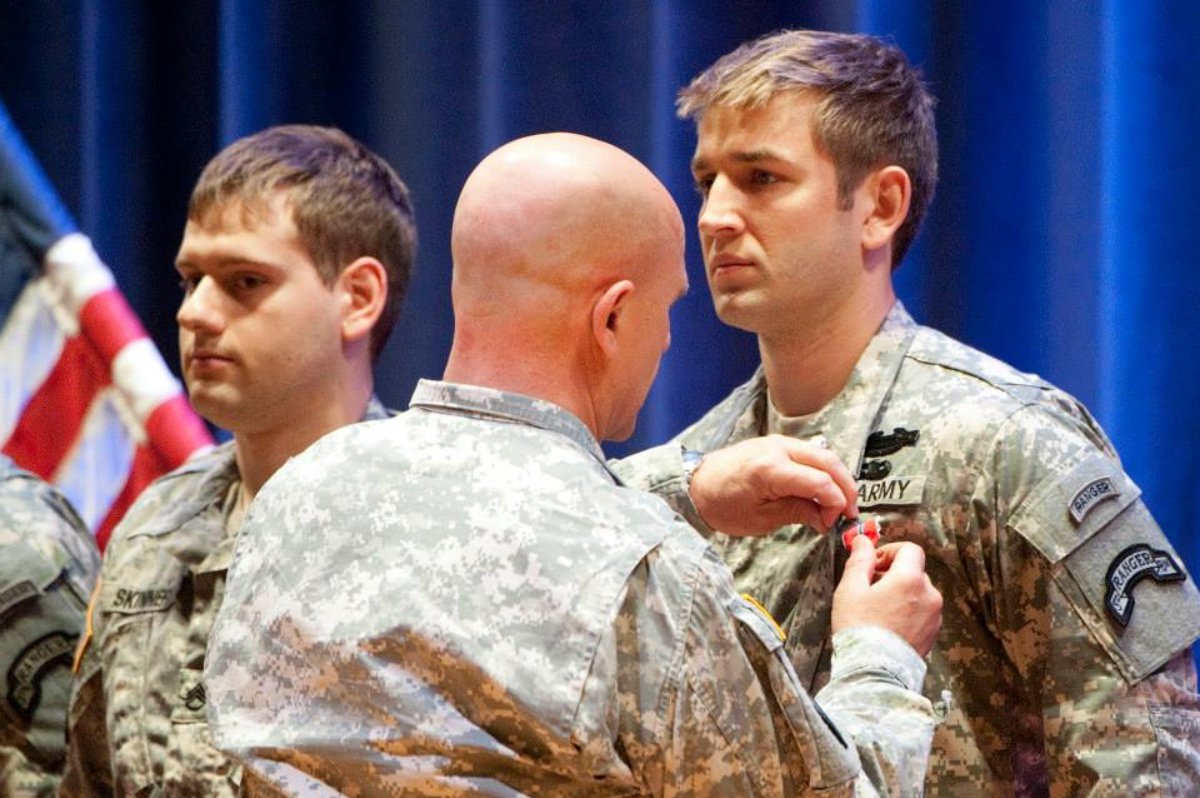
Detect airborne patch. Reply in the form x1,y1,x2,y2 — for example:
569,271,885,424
1104,544,1185,627
858,475,925,508
1070,476,1120,524
7,631,75,721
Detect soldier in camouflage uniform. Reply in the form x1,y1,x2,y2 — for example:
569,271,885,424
60,125,416,797
0,456,97,798
206,133,943,797
614,29,1200,796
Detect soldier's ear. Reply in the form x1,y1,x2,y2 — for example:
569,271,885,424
860,166,911,253
337,257,387,345
590,279,635,360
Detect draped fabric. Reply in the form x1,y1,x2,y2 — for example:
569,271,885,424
0,100,214,548
2,2,1197,601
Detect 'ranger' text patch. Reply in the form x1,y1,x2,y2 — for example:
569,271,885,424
0,580,38,618
7,631,75,720
1104,544,1185,627
1070,476,1119,524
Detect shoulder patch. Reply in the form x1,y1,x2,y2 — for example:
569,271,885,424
7,631,76,720
1070,476,1121,524
1104,544,1186,627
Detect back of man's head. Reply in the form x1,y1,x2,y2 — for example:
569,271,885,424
189,125,417,360
447,133,685,440
678,29,937,267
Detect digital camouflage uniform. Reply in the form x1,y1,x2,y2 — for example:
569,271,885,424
0,455,98,798
205,379,938,798
615,302,1200,797
60,399,389,798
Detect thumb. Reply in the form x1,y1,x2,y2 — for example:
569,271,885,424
841,532,877,586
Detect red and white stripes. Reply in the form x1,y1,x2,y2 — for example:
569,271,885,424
0,233,212,549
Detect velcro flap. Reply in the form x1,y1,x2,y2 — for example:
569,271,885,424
1009,455,1141,564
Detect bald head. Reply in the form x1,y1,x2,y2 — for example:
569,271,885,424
446,133,687,441
452,133,683,315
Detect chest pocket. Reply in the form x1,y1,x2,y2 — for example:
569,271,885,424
1008,455,1200,681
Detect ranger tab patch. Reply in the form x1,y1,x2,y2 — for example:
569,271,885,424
1104,544,1185,627
7,631,75,720
1070,476,1120,523
0,580,38,618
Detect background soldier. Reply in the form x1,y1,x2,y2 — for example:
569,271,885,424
60,125,416,797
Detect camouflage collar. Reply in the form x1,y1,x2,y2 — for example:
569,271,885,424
125,394,391,541
410,379,606,464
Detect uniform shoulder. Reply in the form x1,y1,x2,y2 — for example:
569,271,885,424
614,486,733,604
907,325,1056,404
0,457,80,523
892,326,1114,469
0,460,97,586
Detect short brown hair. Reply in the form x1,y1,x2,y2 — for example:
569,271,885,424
678,30,937,267
189,125,417,360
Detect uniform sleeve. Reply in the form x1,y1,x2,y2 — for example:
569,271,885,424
0,481,97,798
649,548,936,797
995,407,1200,794
610,443,715,536
815,627,938,797
0,573,86,798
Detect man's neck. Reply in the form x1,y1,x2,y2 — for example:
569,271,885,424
760,292,894,417
444,326,605,440
233,379,373,501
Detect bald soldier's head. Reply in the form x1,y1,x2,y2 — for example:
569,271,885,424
446,133,687,442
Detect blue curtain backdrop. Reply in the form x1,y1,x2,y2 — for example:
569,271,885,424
3,1,1198,649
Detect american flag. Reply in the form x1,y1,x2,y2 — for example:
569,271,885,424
0,99,212,551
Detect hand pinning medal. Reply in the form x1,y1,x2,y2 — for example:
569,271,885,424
836,515,880,551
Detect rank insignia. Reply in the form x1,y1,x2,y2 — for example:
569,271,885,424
1104,544,1185,626
183,681,207,711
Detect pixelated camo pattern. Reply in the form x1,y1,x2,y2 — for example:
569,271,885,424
207,380,937,796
